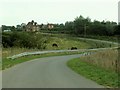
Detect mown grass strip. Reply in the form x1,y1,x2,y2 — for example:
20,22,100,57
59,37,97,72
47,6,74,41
67,58,119,88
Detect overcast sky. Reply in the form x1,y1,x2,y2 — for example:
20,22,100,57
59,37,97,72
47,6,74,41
0,0,119,26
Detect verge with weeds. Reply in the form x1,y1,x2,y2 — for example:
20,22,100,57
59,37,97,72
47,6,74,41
67,49,119,88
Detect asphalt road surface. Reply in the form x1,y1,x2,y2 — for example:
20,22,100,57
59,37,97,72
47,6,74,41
3,54,104,88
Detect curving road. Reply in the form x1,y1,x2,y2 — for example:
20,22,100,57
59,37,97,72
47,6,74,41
3,54,104,88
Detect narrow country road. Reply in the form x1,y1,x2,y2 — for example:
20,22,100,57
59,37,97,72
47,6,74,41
3,54,104,88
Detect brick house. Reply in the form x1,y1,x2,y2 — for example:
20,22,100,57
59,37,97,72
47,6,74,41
47,23,54,29
25,20,40,32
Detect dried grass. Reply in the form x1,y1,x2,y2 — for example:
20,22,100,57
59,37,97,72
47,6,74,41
80,49,119,72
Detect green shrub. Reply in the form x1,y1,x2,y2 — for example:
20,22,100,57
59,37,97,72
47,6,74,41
2,32,47,49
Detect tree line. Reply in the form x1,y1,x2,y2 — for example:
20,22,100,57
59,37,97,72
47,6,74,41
2,15,120,36
63,15,119,36
40,15,119,36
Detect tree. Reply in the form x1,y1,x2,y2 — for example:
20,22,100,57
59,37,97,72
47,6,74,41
105,21,117,36
65,21,74,34
11,26,16,31
74,15,91,35
114,25,120,35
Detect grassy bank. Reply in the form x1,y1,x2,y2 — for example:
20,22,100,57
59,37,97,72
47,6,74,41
76,35,118,42
2,33,117,71
2,35,92,58
41,33,118,42
42,33,117,49
45,37,90,50
67,49,119,88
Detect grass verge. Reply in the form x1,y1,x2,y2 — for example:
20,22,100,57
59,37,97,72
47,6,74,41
67,58,119,88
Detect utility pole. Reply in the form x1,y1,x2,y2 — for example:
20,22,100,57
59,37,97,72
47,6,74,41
84,24,86,38
84,24,87,41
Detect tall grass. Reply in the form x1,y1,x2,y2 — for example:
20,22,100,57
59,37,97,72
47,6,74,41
67,49,119,88
80,49,118,72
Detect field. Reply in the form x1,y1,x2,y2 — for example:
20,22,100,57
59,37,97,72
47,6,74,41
2,33,116,59
43,33,117,49
2,33,118,73
67,49,119,88
2,35,91,70
2,36,89,57
45,37,90,50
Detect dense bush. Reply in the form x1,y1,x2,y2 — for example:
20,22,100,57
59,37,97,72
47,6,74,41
2,32,47,49
114,25,120,35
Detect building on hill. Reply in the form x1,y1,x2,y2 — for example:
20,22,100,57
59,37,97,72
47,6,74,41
40,24,47,30
22,20,54,31
47,23,54,29
39,23,54,30
25,20,40,32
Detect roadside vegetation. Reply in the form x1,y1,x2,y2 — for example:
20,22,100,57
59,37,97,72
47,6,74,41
2,32,116,51
2,31,117,70
2,32,90,50
2,32,89,58
2,32,48,49
67,49,119,88
2,32,90,70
